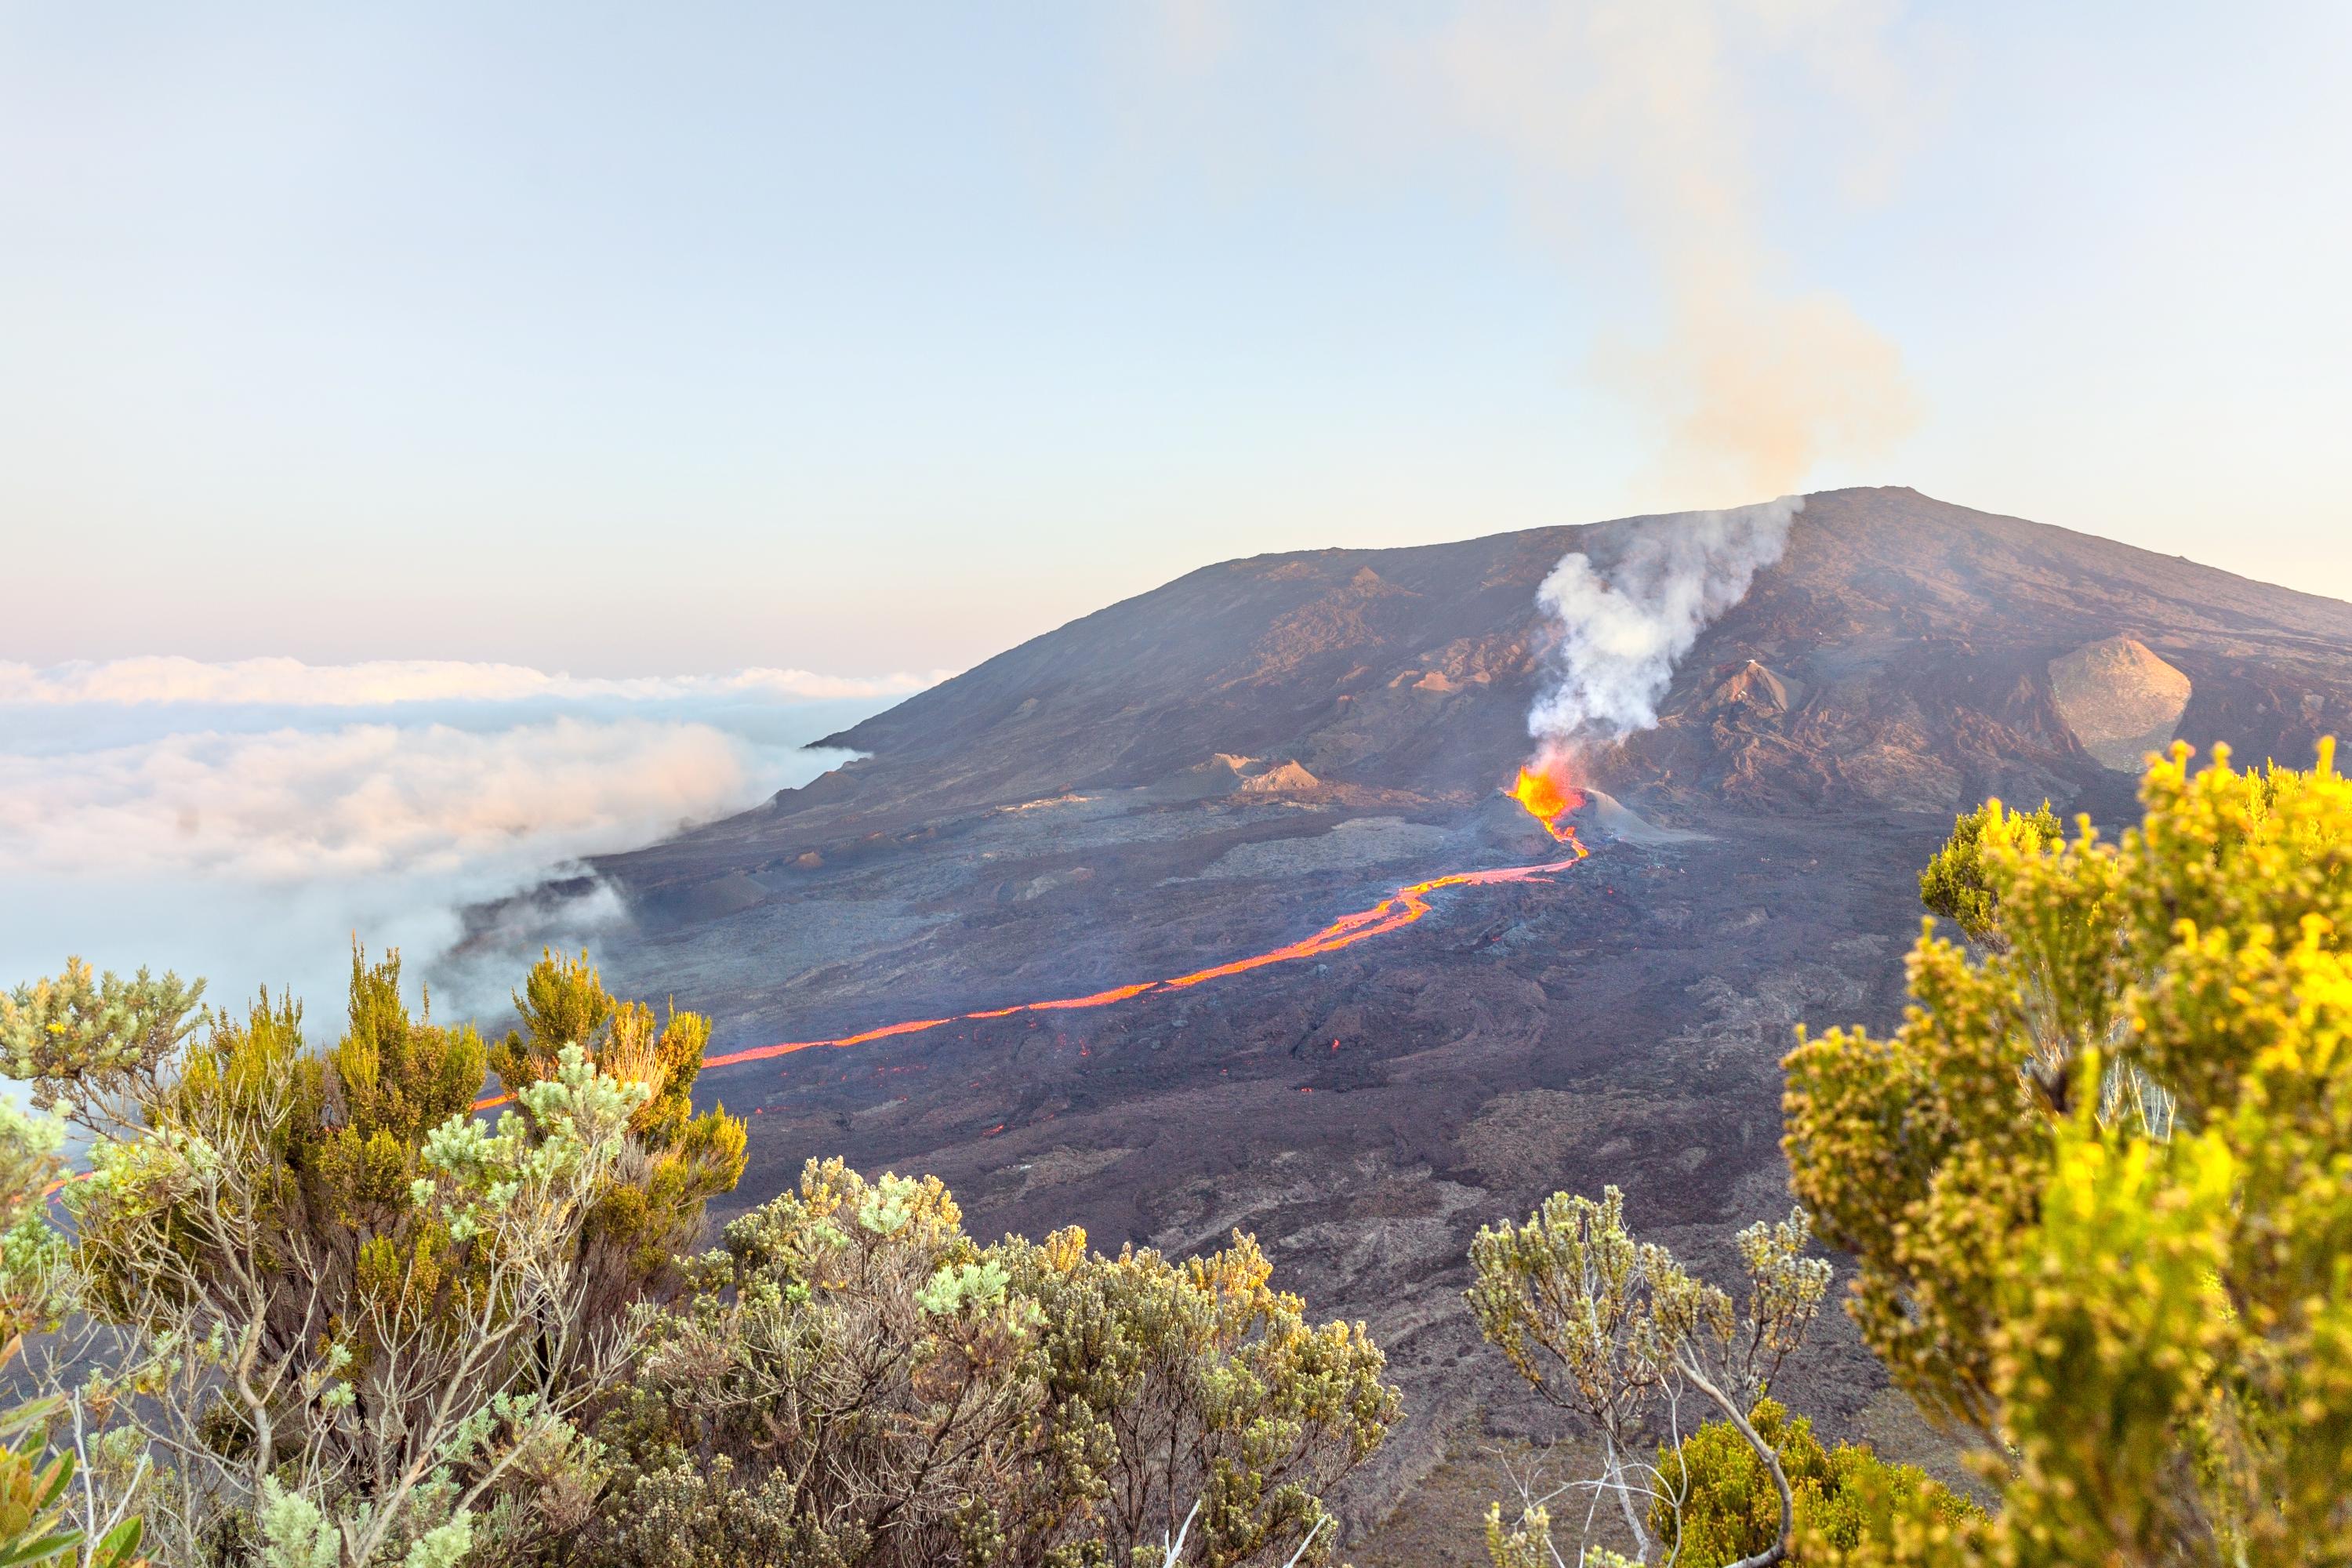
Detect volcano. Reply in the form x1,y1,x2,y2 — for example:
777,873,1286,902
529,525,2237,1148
521,487,2352,1555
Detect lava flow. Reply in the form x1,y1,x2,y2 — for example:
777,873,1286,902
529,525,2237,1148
696,842,1585,1070
474,780,1588,1109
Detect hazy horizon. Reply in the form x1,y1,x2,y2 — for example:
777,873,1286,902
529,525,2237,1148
5,480,2341,1025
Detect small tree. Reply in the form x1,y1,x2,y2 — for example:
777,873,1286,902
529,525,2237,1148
488,949,746,1317
0,1099,143,1568
1466,1189,1829,1566
1785,740,2352,1563
2,946,745,1566
590,1158,1047,1566
1006,1220,1396,1565
1915,800,2063,947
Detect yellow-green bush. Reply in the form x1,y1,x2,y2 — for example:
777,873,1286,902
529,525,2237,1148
597,1157,1398,1567
1651,1400,1977,1568
0,1097,141,1568
1917,799,2064,946
1786,740,2352,1563
4,946,742,1566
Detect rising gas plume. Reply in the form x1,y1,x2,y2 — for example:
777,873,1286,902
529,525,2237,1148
1138,4,1928,504
1422,3,1925,500
1508,495,1800,818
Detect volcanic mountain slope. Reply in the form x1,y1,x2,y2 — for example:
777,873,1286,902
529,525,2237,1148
558,487,2352,1556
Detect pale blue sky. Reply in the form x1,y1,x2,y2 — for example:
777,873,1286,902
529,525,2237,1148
5,2,2347,677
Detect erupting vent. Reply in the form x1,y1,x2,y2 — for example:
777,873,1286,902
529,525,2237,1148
1508,765,1586,843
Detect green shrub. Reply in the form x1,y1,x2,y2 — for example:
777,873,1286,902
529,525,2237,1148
3,945,743,1566
595,1157,1399,1567
8,952,1389,1566
1788,741,2352,1561
0,1094,141,1568
1650,1400,1977,1568
1465,1189,1828,1564
1915,799,2063,946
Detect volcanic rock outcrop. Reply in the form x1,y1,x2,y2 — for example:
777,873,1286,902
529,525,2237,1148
517,488,2352,1559
2048,634,2194,770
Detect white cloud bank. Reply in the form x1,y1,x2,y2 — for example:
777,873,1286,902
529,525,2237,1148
0,659,926,1028
0,656,946,707
0,718,782,883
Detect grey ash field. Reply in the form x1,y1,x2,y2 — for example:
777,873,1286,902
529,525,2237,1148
476,486,2352,1552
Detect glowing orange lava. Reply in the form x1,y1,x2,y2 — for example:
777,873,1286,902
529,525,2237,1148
1508,764,1586,843
698,844,1585,1068
470,825,1588,1109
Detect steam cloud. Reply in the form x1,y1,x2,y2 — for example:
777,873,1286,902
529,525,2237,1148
1528,495,1802,752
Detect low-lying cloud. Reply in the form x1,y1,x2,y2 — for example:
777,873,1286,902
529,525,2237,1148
0,658,924,1029
0,656,944,707
0,718,782,883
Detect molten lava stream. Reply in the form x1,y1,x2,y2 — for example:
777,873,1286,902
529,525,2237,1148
696,839,1585,1070
470,817,1588,1109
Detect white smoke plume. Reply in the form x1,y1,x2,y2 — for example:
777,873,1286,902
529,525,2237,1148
1528,495,1802,750
1421,5,1924,503
1138,2,1930,503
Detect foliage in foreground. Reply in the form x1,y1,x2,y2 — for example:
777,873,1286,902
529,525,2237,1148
0,1103,143,1568
1,947,1394,1566
0,947,741,1566
1466,1189,1833,1567
1649,1401,1978,1568
1476,1399,1980,1568
1787,740,2352,1563
590,1156,1398,1567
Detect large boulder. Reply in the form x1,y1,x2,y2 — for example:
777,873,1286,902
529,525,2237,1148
2048,636,2191,771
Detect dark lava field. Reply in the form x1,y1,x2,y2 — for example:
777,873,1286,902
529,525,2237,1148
515,486,2352,1552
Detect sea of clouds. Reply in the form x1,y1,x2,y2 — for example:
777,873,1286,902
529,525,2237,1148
0,658,941,1033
